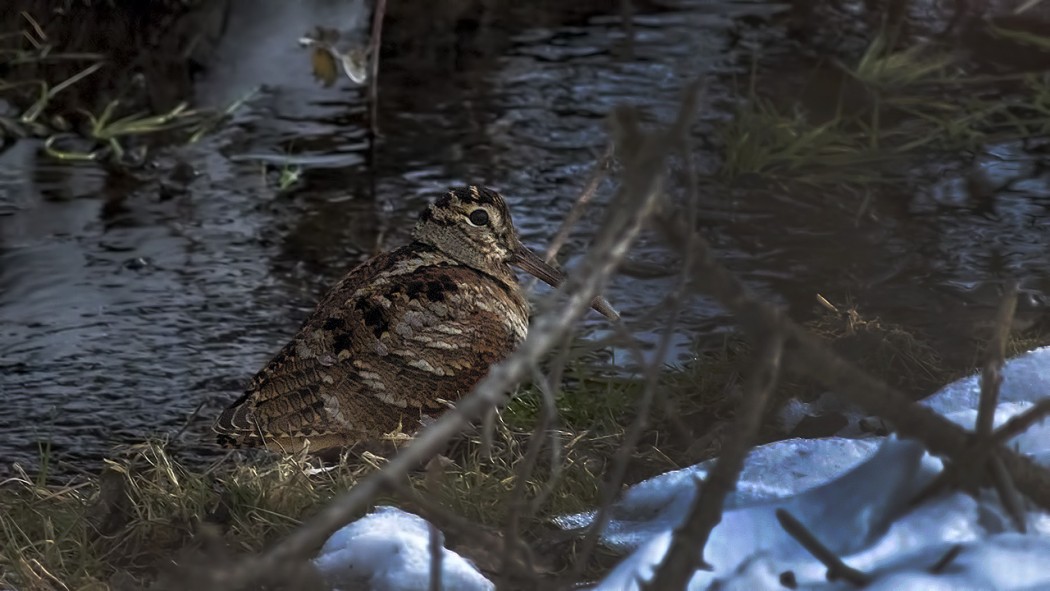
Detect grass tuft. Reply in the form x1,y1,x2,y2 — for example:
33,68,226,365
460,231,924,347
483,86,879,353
845,29,956,92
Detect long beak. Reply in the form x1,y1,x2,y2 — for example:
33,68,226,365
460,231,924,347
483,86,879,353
511,244,620,321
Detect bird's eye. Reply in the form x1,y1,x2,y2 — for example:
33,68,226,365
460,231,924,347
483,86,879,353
468,209,490,226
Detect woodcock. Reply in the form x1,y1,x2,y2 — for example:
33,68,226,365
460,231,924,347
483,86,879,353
214,186,618,453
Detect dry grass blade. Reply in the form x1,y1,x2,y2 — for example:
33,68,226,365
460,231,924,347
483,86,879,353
988,21,1050,50
0,439,384,591
646,333,784,589
977,282,1019,440
775,509,871,587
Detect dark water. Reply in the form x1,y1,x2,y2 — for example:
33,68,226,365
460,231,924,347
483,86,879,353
2,0,1050,476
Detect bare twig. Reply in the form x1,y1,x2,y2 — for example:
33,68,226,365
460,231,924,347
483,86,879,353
908,464,963,508
775,509,871,587
977,282,1018,440
544,143,614,263
619,0,636,59
928,544,963,574
646,333,785,589
526,330,576,514
518,350,562,514
367,0,387,139
571,85,704,576
171,402,206,443
992,398,1050,445
392,480,477,535
571,263,677,575
428,522,444,591
499,361,556,586
480,405,497,460
988,453,1027,532
913,284,1023,507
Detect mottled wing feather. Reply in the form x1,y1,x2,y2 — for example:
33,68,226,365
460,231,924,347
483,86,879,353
215,243,526,450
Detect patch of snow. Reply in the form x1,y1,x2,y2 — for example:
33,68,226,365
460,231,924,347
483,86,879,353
568,345,1050,589
313,506,493,591
555,438,886,550
923,346,1050,416
304,347,1050,590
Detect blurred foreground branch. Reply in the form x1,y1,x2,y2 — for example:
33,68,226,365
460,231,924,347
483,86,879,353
367,0,387,138
646,333,784,589
776,509,871,586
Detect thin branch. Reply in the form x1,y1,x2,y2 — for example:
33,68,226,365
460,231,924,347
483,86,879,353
909,464,963,508
912,284,1023,506
499,361,556,587
527,330,575,515
775,509,871,587
523,144,614,300
646,333,785,589
977,282,1018,440
428,522,444,591
928,544,963,574
619,0,636,59
570,258,675,576
544,143,614,263
570,84,704,577
988,453,1027,532
367,0,387,139
992,397,1050,445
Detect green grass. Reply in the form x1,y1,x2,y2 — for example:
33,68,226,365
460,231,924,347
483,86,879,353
844,29,956,92
718,95,890,184
1,13,255,166
717,25,1050,187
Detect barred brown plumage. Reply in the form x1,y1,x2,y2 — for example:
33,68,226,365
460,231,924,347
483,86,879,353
213,185,618,454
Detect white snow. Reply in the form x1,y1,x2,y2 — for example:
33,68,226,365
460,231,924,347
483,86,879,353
567,345,1050,589
312,506,494,591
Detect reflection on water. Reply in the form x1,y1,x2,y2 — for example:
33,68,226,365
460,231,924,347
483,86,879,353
2,0,1050,476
